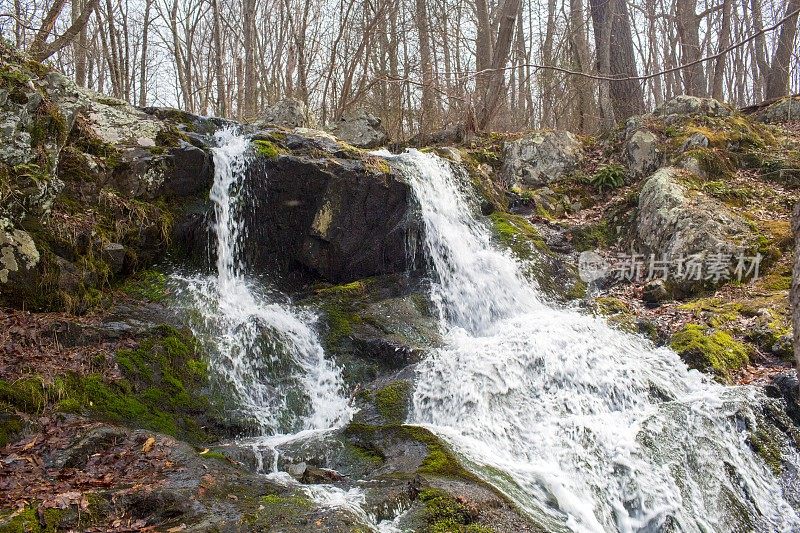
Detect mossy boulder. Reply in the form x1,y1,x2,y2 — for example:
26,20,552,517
669,324,750,383
635,168,759,297
488,211,586,300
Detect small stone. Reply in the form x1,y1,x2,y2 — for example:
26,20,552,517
286,461,307,480
642,279,669,305
102,243,126,275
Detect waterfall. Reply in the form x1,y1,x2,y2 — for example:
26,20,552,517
175,128,353,436
385,149,799,532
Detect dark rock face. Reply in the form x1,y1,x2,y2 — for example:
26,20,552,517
223,134,423,285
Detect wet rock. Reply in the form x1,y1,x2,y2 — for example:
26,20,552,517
328,108,389,148
501,130,584,187
301,465,346,484
226,138,423,285
259,97,317,128
625,129,661,176
635,167,758,296
766,372,800,426
753,96,800,124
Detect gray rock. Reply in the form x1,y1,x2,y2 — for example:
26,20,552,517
653,95,732,119
501,130,584,187
635,168,758,296
259,97,317,128
680,132,709,151
102,242,126,274
328,108,389,148
642,278,669,305
754,96,800,124
625,129,661,176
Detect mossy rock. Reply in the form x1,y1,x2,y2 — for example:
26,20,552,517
669,324,749,383
374,380,412,424
0,325,221,444
418,488,494,533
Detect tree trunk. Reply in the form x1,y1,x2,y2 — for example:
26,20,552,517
711,0,732,100
569,0,594,131
589,0,645,124
211,0,227,116
477,0,521,130
675,0,705,96
415,0,435,135
766,0,800,100
242,0,258,120
138,0,151,106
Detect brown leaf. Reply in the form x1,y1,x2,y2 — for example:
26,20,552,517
141,437,156,454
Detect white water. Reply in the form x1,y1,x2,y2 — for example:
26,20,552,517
176,128,353,436
384,150,800,532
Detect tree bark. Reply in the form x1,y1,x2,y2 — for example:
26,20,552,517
766,0,800,100
415,0,435,135
712,0,732,100
675,0,705,96
589,0,645,124
477,0,521,130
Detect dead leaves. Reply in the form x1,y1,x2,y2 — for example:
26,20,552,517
141,436,156,453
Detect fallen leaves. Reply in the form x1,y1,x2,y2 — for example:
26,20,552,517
142,436,156,453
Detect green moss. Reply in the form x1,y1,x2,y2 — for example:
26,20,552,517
200,450,227,461
593,297,631,316
488,212,546,259
418,488,493,533
0,378,47,414
245,493,314,527
0,506,41,532
749,426,782,475
683,148,735,179
0,411,23,447
669,324,749,383
118,269,168,302
154,125,189,148
364,155,391,174
252,139,283,158
29,99,68,149
569,221,614,251
0,327,215,443
399,426,478,481
678,298,742,328
375,381,411,424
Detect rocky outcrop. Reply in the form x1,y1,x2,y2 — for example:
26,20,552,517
653,95,732,120
327,108,388,148
500,130,584,187
0,45,217,311
213,130,422,285
635,167,759,296
624,128,661,176
753,96,800,124
258,97,317,128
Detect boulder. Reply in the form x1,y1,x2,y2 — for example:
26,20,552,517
0,44,216,311
625,129,661,176
501,130,584,187
653,95,732,119
754,96,800,124
216,131,423,285
328,108,389,148
635,167,758,296
258,97,317,128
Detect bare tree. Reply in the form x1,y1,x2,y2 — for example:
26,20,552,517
766,0,800,100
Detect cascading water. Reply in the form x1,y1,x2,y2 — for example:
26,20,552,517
175,128,353,437
384,149,800,532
